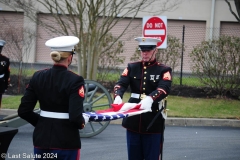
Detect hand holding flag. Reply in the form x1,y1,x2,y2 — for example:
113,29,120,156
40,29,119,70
113,95,122,104
139,96,153,111
84,102,151,122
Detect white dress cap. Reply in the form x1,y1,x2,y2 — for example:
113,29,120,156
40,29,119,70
45,36,79,52
134,37,161,46
0,40,6,47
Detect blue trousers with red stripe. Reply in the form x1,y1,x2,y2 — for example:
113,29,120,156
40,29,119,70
34,147,80,160
126,130,162,160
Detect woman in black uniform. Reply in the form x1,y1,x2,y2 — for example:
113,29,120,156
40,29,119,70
18,36,89,160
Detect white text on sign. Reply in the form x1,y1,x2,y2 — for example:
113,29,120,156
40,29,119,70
146,23,164,28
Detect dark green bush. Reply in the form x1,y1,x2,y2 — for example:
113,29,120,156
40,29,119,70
190,35,240,98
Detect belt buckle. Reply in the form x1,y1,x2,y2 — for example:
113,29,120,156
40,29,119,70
140,94,146,100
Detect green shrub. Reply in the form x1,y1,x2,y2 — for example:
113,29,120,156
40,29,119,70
190,35,240,98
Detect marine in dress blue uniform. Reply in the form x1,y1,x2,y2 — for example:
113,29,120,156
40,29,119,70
0,40,10,108
18,36,89,160
113,37,172,160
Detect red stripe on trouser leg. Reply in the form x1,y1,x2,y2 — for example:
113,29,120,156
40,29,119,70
76,149,80,160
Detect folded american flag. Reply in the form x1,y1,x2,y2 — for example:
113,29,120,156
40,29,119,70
85,103,150,122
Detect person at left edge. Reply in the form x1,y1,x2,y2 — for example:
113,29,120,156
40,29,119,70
18,36,89,160
0,40,10,109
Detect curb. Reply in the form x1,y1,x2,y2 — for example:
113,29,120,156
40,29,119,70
110,117,240,127
165,117,240,127
1,109,240,127
0,109,17,116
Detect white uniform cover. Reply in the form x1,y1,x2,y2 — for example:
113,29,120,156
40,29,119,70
85,103,150,122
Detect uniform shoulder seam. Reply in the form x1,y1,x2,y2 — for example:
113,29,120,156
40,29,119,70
129,61,141,64
35,68,49,73
68,70,80,76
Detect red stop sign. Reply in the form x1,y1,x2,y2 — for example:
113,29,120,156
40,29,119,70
143,17,167,48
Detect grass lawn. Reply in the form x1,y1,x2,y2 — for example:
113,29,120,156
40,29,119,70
166,96,240,119
2,94,240,119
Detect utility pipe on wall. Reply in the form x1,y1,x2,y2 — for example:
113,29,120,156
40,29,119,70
209,0,216,40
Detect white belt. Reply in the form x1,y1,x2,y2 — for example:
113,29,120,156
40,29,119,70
40,110,69,119
131,93,146,99
0,74,4,78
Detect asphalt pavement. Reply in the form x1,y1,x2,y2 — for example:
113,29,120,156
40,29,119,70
4,123,240,160
1,107,240,160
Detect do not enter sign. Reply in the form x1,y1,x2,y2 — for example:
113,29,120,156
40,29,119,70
142,16,167,48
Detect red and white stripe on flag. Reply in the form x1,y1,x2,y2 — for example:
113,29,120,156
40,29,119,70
85,103,151,122
97,103,150,116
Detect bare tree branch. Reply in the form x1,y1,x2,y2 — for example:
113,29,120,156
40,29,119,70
225,0,240,22
1,0,182,80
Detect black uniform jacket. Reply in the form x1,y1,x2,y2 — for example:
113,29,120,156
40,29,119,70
18,64,85,149
114,59,172,133
0,54,10,93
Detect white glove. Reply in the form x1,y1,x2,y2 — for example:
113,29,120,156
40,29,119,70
139,96,153,111
82,113,90,125
113,95,122,104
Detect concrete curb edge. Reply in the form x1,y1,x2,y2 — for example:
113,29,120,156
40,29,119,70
1,109,240,127
110,118,240,127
